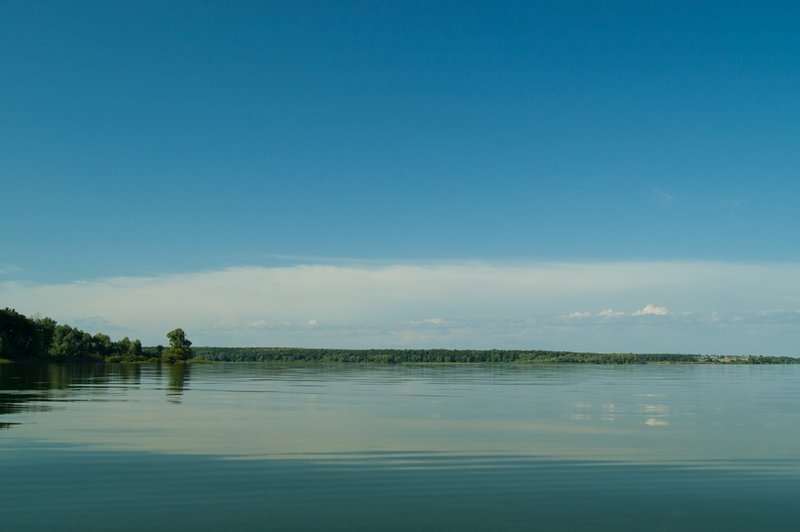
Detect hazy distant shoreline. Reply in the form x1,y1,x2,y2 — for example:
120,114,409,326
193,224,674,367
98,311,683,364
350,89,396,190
189,347,798,364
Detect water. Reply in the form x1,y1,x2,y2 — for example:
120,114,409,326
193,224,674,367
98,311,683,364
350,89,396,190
2,363,799,530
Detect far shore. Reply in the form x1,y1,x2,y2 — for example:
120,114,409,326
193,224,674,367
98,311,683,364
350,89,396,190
185,347,798,365
3,348,796,366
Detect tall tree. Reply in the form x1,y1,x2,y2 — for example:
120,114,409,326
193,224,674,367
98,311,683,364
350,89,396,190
163,328,192,363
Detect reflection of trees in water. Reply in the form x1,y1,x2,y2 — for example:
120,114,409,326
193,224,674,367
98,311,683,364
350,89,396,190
0,362,190,421
167,364,190,403
116,363,142,383
0,363,132,421
0,395,51,415
48,364,114,390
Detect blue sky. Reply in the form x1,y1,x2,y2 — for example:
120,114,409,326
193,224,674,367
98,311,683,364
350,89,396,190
2,1,799,354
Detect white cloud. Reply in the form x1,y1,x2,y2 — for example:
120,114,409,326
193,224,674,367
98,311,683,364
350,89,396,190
598,309,626,318
563,312,592,319
632,304,672,316
1,261,799,354
410,317,445,326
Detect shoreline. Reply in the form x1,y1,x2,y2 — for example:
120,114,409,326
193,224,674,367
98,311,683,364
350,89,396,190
188,347,798,365
3,349,796,365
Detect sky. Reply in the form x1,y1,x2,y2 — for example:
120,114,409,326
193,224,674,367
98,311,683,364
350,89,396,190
1,1,799,354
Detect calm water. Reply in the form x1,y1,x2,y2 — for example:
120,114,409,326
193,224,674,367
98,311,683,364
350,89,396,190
2,363,799,531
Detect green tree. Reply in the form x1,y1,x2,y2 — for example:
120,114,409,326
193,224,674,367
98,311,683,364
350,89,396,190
33,317,57,356
49,324,93,360
92,333,113,358
129,339,143,358
116,336,132,356
0,308,37,359
163,328,192,363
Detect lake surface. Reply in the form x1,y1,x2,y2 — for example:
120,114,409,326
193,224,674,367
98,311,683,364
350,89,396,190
2,363,799,531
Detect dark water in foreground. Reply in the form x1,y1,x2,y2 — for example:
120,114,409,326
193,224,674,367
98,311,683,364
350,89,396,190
2,363,799,531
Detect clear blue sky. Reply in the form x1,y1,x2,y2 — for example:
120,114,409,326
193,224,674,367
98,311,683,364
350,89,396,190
2,1,799,353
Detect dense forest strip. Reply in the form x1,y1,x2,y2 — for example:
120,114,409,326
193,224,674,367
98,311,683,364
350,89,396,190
191,347,798,364
0,308,189,363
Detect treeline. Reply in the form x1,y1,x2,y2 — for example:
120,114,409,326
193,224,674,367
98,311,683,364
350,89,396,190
0,308,192,363
4,307,794,365
191,347,697,364
0,308,150,362
191,347,799,364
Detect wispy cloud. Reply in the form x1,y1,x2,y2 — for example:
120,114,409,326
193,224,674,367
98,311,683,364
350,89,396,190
410,317,446,326
1,261,798,355
653,187,675,207
564,306,677,319
0,264,22,275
